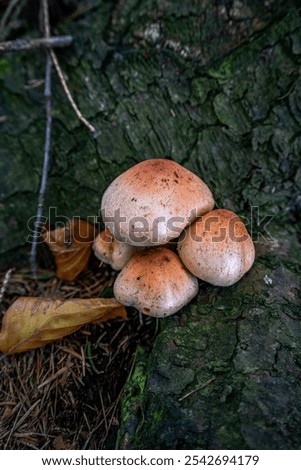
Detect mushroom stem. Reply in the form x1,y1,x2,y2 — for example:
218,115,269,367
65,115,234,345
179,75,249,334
93,229,139,271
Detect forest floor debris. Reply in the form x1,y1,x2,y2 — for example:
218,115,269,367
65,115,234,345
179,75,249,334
0,263,156,450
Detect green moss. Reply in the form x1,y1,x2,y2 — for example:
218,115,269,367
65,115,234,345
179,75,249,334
0,58,11,79
191,77,216,105
117,347,150,448
213,93,251,134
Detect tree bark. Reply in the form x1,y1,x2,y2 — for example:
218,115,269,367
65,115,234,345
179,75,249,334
119,229,301,449
0,0,300,449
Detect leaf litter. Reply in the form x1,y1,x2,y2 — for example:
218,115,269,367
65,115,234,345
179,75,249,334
0,297,126,354
0,262,157,449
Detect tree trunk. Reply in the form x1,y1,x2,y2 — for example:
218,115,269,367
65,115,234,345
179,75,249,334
1,0,301,449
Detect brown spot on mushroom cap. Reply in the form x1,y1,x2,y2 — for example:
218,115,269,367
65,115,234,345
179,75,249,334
113,247,199,317
93,228,138,271
178,209,255,287
101,159,214,246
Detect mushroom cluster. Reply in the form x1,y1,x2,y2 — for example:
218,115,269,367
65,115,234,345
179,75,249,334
94,159,255,317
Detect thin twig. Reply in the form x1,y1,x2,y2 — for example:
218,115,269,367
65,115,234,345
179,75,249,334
42,0,50,38
0,35,73,53
0,268,15,305
29,0,53,275
4,0,94,274
178,377,216,402
99,390,108,435
37,364,73,389
29,53,52,275
49,49,96,134
0,0,22,40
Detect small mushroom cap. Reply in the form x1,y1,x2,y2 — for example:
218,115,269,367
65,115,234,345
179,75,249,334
93,228,138,271
113,247,199,317
178,209,255,287
101,159,214,246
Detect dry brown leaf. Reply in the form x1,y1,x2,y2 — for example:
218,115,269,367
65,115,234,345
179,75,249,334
0,297,127,355
43,218,97,281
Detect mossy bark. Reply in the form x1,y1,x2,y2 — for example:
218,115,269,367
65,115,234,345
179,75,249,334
1,0,301,449
119,229,301,449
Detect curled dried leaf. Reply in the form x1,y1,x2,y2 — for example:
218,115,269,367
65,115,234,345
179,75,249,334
43,218,97,281
0,296,127,355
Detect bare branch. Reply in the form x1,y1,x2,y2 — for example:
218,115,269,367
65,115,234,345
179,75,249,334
41,0,50,38
29,53,53,275
29,0,95,274
0,35,73,53
0,268,15,306
50,48,96,134
0,0,24,40
29,0,53,275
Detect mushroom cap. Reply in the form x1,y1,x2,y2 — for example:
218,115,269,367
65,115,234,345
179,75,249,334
101,159,214,246
113,247,199,317
93,228,138,271
178,209,255,287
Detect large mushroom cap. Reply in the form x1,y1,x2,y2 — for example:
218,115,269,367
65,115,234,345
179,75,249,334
178,209,255,287
113,247,199,317
93,228,138,271
101,159,214,246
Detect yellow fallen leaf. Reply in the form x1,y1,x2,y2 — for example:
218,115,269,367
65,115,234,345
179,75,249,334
43,219,97,281
0,297,127,355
